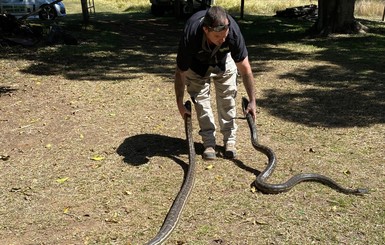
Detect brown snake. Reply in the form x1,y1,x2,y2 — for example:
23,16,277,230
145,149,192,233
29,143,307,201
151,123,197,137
242,97,369,195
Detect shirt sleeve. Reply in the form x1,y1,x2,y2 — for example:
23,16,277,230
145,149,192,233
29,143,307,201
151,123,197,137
228,16,248,63
176,11,205,72
176,34,192,72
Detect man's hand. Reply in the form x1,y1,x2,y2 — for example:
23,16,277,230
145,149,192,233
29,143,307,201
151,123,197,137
175,67,190,119
235,57,257,120
178,101,191,119
244,98,257,120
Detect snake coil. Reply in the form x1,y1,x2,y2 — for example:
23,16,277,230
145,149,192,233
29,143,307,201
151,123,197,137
145,98,368,244
242,97,368,195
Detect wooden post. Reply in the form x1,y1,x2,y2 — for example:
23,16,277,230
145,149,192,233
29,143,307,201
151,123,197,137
382,5,385,21
240,0,244,19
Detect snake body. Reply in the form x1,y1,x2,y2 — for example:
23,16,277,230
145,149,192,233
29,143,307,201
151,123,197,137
242,97,368,195
145,98,368,244
146,101,196,245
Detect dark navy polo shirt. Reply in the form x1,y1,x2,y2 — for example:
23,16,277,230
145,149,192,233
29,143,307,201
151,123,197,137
176,10,248,77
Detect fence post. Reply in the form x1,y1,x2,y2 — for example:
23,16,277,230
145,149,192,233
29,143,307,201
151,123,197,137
383,5,385,21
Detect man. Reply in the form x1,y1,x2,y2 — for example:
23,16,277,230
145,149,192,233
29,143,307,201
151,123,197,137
174,6,257,160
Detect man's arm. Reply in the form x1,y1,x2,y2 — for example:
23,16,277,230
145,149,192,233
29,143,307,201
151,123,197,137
235,56,257,119
174,66,190,118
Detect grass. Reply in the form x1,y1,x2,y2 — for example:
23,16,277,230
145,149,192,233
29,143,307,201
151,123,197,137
356,0,385,18
70,0,385,19
1,1,385,244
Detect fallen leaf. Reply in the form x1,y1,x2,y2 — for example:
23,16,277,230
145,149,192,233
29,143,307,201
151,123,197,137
343,170,351,176
215,175,223,181
29,118,40,123
63,207,70,214
105,213,119,223
91,163,102,169
124,190,132,195
10,187,21,192
90,155,105,161
56,177,69,183
105,218,118,223
205,164,214,170
254,219,269,225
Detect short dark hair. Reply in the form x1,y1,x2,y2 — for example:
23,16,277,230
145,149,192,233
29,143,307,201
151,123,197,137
202,6,228,28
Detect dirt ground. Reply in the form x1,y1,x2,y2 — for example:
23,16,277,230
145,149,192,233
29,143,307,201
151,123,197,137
1,13,384,245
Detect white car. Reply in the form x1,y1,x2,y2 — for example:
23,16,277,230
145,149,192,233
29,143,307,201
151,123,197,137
0,0,66,20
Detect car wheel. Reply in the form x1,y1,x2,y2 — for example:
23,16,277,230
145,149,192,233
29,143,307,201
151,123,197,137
39,4,57,20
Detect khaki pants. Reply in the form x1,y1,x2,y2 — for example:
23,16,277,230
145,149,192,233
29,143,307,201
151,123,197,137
185,54,238,148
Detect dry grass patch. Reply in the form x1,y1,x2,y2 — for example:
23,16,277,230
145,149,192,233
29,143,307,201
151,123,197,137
1,6,384,245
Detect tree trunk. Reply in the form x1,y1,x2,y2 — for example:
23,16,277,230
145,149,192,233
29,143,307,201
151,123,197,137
311,0,368,35
81,0,90,23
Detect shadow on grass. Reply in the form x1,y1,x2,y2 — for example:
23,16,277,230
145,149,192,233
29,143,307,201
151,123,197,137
2,11,384,128
116,134,188,166
231,158,261,177
256,30,384,127
0,86,17,96
3,12,185,81
239,15,385,128
116,132,202,165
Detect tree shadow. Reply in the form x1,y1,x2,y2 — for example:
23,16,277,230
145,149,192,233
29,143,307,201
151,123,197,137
2,12,184,82
267,61,385,127
238,15,385,127
3,11,384,128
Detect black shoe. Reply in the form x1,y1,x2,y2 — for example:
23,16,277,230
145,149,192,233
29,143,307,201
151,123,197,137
225,142,237,159
203,147,216,160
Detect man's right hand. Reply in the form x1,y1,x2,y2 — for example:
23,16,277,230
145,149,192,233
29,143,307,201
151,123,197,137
175,67,190,119
178,102,191,119
245,98,257,120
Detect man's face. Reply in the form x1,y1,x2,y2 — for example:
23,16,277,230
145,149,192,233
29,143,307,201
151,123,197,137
203,19,229,46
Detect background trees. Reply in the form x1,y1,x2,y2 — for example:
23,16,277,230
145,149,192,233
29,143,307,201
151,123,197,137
312,0,368,35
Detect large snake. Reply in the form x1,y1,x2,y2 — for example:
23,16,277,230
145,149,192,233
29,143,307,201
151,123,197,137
146,101,196,245
145,98,368,244
241,97,369,195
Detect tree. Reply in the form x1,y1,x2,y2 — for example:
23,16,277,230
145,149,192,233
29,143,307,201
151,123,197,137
311,0,368,35
80,0,90,23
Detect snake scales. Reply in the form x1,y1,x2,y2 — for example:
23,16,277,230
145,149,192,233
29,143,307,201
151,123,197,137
241,97,368,195
145,98,368,244
146,101,196,245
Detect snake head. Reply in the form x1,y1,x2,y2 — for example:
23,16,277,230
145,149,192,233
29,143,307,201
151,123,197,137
184,100,191,113
184,100,192,120
242,97,249,115
355,188,369,195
